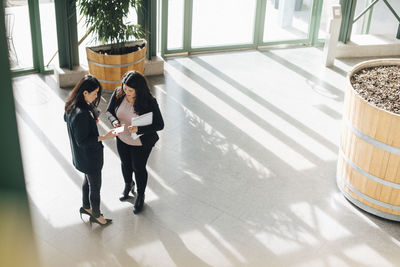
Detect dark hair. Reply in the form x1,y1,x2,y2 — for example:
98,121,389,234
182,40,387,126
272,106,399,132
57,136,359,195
65,74,102,114
116,70,152,114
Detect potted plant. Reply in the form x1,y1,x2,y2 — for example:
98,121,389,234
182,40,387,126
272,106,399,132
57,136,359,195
337,58,400,221
77,0,146,90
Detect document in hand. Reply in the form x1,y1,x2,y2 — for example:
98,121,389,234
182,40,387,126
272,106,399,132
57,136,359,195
131,112,153,127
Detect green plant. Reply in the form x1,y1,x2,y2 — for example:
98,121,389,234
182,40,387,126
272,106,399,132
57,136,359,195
77,0,145,53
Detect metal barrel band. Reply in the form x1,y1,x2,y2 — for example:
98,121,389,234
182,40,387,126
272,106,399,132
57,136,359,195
339,173,400,211
337,177,400,221
97,78,120,84
343,117,400,156
87,56,145,68
339,148,400,189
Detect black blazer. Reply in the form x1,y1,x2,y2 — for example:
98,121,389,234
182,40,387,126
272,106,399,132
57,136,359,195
64,105,104,174
106,88,164,148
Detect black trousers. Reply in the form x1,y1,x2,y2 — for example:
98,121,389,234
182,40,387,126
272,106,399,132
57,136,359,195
116,137,152,195
82,170,102,218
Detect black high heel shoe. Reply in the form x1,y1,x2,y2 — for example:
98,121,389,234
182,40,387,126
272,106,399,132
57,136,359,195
119,181,135,201
89,214,112,226
79,207,91,220
133,193,144,214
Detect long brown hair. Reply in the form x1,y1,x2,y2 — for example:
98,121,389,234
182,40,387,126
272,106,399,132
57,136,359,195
65,74,102,114
116,71,153,114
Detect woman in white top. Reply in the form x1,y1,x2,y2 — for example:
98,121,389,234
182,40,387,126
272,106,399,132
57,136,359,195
106,71,164,214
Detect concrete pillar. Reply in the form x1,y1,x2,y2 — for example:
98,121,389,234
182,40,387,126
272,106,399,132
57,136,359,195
138,0,164,75
53,0,86,88
54,0,79,70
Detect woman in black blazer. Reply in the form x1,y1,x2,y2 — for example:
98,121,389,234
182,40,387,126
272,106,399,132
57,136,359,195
106,71,164,214
64,75,118,226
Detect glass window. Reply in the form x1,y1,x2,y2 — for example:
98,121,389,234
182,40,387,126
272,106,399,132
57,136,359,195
39,0,58,69
191,0,256,48
351,0,399,38
5,0,33,70
263,0,313,42
368,0,399,35
77,7,97,68
167,0,184,50
351,0,371,35
318,0,329,40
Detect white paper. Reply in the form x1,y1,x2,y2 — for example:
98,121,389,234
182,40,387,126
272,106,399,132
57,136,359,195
130,112,152,140
131,133,143,140
112,126,124,134
131,112,153,127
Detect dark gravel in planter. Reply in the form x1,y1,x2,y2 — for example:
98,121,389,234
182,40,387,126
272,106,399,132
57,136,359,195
351,65,400,114
97,43,146,55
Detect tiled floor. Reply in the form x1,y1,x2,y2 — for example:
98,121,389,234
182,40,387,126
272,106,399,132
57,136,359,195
15,47,400,267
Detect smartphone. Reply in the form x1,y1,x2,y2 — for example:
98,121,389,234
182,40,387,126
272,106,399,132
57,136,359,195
112,126,124,134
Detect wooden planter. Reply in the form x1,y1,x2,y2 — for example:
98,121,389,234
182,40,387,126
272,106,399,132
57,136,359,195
86,40,147,90
337,59,400,221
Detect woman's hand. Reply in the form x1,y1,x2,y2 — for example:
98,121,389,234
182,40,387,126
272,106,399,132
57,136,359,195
128,125,138,133
98,129,119,141
112,120,120,127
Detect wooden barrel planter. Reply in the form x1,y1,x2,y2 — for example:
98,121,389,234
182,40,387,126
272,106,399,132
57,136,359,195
86,40,147,90
337,59,400,221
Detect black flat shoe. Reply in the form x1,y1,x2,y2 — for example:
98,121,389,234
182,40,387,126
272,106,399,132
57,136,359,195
119,181,135,201
119,195,131,201
89,215,112,226
79,207,91,220
133,193,144,214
